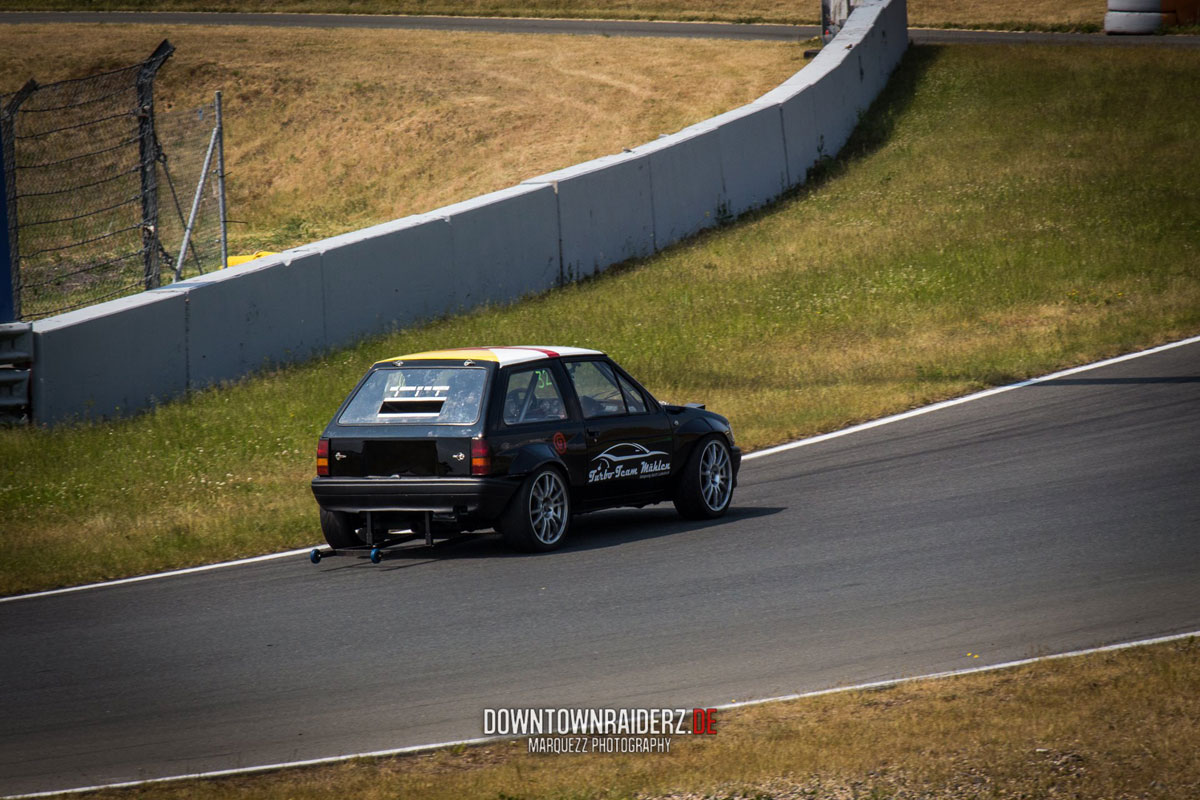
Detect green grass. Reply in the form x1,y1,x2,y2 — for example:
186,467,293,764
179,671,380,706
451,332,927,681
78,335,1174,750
66,637,1200,799
2,43,1199,596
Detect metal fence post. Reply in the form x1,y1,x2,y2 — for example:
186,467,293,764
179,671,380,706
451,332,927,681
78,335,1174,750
136,40,174,291
0,80,37,323
0,121,14,323
173,124,218,281
215,90,228,271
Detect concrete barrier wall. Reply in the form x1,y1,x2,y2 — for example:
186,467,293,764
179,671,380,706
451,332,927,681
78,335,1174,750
812,51,862,158
30,0,908,424
437,183,561,308
522,152,654,281
637,125,726,249
758,78,821,188
185,250,325,388
886,0,911,69
707,103,790,218
31,289,188,422
1106,0,1197,31
845,9,886,104
314,214,453,347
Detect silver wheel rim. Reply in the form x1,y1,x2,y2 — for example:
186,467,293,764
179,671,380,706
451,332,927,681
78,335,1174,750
699,440,732,512
529,471,568,545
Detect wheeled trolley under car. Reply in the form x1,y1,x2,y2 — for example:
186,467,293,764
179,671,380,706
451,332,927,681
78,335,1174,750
309,346,741,561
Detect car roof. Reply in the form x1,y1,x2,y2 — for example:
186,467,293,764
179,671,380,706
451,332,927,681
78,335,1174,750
373,346,604,368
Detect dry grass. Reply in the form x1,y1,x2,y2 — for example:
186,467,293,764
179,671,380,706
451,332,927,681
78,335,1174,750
0,23,807,251
0,0,1109,31
910,0,1102,30
71,637,1200,799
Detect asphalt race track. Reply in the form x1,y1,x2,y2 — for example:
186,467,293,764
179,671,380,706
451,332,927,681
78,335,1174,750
4,11,1200,48
2,340,1198,795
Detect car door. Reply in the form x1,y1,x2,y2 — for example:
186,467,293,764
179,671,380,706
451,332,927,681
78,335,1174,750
562,358,674,506
491,361,588,486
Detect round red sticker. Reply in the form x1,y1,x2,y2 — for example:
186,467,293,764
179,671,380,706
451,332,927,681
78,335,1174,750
552,432,568,455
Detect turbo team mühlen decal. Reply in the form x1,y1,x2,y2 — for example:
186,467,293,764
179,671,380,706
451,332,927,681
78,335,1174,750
588,443,670,483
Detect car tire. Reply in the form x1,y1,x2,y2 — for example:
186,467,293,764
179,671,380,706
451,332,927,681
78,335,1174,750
320,507,364,549
498,466,571,552
673,435,735,520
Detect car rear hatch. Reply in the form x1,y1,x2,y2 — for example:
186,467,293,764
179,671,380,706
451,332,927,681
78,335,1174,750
326,437,474,478
326,364,490,478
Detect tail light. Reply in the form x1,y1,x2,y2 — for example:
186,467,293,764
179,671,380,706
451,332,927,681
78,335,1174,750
316,438,330,476
470,438,491,476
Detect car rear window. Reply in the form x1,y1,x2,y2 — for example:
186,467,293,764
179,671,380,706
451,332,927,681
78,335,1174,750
338,367,487,425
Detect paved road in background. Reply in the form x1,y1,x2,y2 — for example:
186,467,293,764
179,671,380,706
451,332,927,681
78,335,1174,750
3,11,1200,47
2,340,1198,796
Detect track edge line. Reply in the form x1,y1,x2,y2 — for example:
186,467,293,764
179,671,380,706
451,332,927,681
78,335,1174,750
742,334,1200,461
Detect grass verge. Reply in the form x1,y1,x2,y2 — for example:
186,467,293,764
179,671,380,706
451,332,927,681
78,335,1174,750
2,43,1199,595
59,636,1200,799
0,24,806,254
0,0,1110,33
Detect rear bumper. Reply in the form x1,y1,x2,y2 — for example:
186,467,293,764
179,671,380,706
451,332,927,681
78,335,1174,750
311,475,518,520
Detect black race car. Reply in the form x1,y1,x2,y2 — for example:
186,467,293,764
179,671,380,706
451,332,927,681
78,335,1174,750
310,346,740,557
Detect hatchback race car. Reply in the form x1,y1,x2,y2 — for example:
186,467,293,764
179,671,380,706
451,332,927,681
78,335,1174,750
310,346,740,555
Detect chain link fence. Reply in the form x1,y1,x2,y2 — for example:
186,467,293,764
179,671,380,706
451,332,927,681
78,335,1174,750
157,97,227,282
0,40,227,322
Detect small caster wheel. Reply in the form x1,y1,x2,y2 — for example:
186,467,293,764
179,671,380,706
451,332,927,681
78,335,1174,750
309,548,322,564
370,547,383,564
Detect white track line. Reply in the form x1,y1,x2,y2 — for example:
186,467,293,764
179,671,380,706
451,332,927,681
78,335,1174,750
5,334,1199,605
0,736,498,800
0,548,321,605
742,333,1200,461
716,628,1200,710
5,628,1197,800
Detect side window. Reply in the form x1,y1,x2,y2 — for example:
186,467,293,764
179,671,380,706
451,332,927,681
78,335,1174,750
566,360,627,418
502,367,567,425
617,373,648,414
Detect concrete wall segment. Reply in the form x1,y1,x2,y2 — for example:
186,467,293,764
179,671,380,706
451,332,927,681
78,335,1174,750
807,55,855,160
314,214,454,347
884,0,910,70
842,9,887,102
1107,0,1164,12
707,103,790,217
433,183,561,308
523,151,654,280
632,126,725,249
778,86,822,186
30,289,189,424
179,249,326,389
1103,10,1166,31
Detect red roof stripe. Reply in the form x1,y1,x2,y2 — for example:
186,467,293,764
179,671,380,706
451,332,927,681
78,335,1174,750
489,346,560,358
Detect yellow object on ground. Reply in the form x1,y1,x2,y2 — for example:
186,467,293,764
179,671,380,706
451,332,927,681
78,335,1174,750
225,251,279,268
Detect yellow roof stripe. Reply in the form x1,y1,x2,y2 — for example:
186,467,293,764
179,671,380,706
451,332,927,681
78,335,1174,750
373,348,498,365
